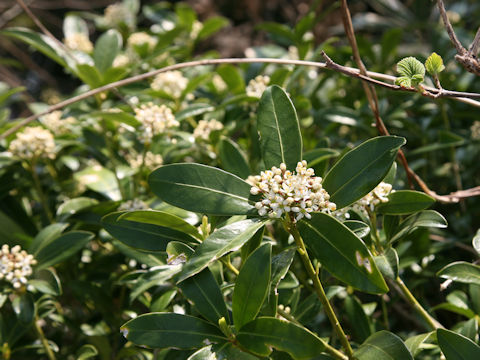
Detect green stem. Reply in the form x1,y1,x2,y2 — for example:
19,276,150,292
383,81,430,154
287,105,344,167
220,257,239,276
34,315,56,360
395,276,444,330
287,217,354,359
29,161,54,223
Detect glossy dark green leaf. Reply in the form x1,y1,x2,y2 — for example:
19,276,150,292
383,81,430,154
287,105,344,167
34,231,94,269
345,296,373,343
149,163,256,216
237,317,326,359
437,262,480,286
121,313,227,349
29,268,62,296
1,27,67,67
323,136,405,209
120,210,202,241
218,137,250,179
303,148,339,167
92,110,141,127
177,219,266,282
102,212,197,252
76,344,98,360
459,318,478,342
12,293,35,324
390,210,447,244
437,328,480,360
240,226,264,262
257,85,302,170
298,213,388,294
94,29,122,72
29,223,68,254
344,220,370,238
179,269,229,324
374,248,399,279
233,243,271,329
405,332,434,357
56,197,99,219
376,191,435,215
197,16,229,40
354,330,413,360
130,265,182,302
166,241,194,264
74,165,121,200
271,248,296,288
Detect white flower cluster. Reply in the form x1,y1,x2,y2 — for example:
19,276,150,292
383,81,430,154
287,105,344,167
8,126,56,160
126,151,163,169
127,32,157,49
104,3,132,27
118,199,149,211
212,74,227,92
246,75,270,98
336,182,393,219
40,110,76,135
64,33,93,53
248,161,336,221
113,53,130,68
190,21,203,39
193,119,223,140
0,245,36,289
151,71,188,98
134,103,179,143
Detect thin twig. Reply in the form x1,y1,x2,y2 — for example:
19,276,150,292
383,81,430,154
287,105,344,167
469,27,480,56
436,0,466,55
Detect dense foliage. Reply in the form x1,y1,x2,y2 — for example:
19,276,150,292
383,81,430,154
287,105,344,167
0,0,480,359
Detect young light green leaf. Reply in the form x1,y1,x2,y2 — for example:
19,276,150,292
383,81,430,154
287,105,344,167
148,163,256,216
179,269,229,324
376,190,435,215
102,212,197,252
177,219,266,282
257,85,302,170
34,231,94,269
396,57,425,86
233,243,271,329
355,330,413,360
437,328,480,360
121,313,227,349
237,317,326,359
425,52,445,76
76,344,98,360
298,213,388,294
405,332,434,357
323,136,406,209
437,262,480,286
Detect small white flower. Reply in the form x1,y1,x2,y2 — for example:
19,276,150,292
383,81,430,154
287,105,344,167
0,244,37,289
193,119,223,141
126,151,163,170
248,161,336,221
127,32,157,49
8,126,56,160
118,199,149,211
134,103,178,143
151,71,188,98
40,110,76,135
64,33,93,53
246,75,270,98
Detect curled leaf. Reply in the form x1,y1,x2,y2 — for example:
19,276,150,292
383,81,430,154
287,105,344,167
396,57,425,87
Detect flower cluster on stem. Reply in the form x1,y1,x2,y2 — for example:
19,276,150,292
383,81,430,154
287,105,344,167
8,126,56,160
0,245,37,289
134,102,178,143
151,70,188,98
246,75,270,98
248,161,336,221
193,119,223,141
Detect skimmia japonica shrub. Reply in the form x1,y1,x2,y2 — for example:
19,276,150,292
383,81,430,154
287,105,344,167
1,0,480,359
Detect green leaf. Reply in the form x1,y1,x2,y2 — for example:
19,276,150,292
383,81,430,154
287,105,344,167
323,136,405,209
129,265,182,302
437,328,480,360
376,190,435,215
437,262,480,286
12,293,35,324
472,229,480,255
395,76,412,88
148,163,256,216
396,57,425,86
425,52,445,76
175,103,215,121
355,330,413,360
34,231,94,269
121,313,227,349
233,243,271,329
218,137,251,179
374,248,399,280
29,268,62,296
179,269,229,324
75,64,103,88
178,219,266,282
94,29,122,72
56,197,99,219
257,85,302,170
76,344,98,360
390,210,447,243
29,223,69,254
405,332,434,357
120,210,202,241
197,17,229,40
216,65,245,93
345,296,373,343
344,220,370,238
298,213,388,294
102,212,197,252
91,109,140,127
1,27,67,67
237,317,326,359
74,165,121,200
